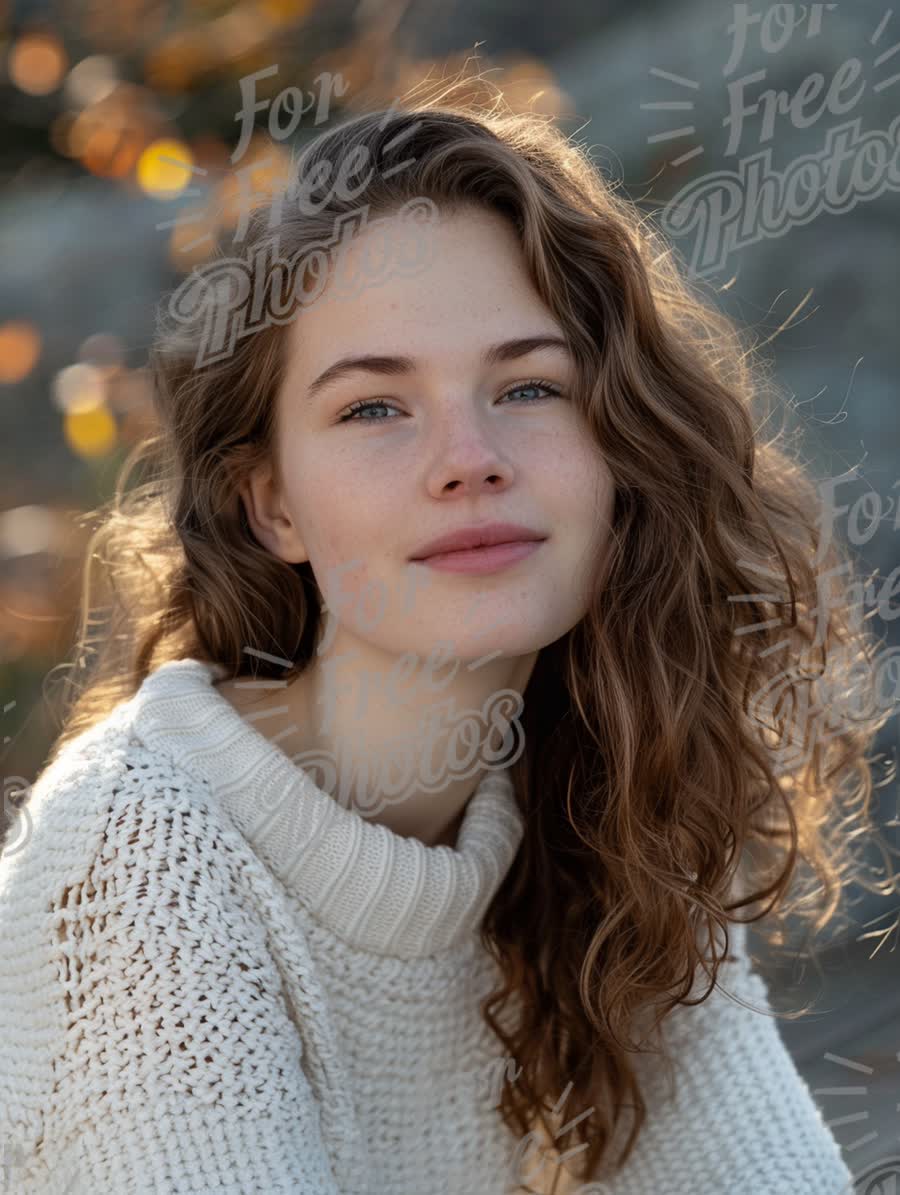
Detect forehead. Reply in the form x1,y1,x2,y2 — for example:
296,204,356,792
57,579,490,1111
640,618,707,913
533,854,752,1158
280,204,561,382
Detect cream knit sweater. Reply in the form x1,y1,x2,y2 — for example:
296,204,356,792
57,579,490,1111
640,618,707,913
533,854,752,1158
0,656,854,1194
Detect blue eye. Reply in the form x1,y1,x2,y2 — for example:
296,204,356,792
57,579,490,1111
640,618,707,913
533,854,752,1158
337,378,564,423
499,379,564,405
338,398,397,422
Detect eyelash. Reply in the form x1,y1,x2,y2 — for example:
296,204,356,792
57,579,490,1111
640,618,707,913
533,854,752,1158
336,378,565,424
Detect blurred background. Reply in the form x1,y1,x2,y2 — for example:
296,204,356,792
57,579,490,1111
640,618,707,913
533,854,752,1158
1,0,898,1183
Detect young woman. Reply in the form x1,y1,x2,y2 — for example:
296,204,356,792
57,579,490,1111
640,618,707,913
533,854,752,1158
1,82,890,1194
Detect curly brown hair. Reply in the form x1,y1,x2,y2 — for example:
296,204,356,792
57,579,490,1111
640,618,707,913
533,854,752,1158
41,74,896,1185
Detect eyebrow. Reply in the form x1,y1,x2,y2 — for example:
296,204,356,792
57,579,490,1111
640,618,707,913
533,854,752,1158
304,335,572,401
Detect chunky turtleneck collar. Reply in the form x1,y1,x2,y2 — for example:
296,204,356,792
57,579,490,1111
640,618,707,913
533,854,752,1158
130,656,525,960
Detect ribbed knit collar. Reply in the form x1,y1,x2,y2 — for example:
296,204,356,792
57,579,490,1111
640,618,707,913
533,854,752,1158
131,656,525,960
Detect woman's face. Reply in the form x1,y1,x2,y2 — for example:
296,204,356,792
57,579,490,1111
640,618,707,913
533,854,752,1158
245,201,615,665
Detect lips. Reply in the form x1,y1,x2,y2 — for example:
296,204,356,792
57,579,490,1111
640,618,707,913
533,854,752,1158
409,521,547,561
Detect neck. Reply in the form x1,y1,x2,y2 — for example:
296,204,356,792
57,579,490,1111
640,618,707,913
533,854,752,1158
221,629,537,849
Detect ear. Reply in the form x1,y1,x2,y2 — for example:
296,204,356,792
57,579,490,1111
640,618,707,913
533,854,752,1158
238,462,308,564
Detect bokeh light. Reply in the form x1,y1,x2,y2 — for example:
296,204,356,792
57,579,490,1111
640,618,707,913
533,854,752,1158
0,323,42,384
143,33,212,93
166,202,221,269
214,135,290,237
0,506,60,559
63,404,118,458
79,0,169,53
257,0,316,26
78,333,125,372
52,363,107,414
64,55,119,109
137,139,195,198
8,32,68,96
82,121,146,179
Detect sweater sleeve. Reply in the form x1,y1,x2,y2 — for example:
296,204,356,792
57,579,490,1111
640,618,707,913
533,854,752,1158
0,769,344,1195
593,920,855,1195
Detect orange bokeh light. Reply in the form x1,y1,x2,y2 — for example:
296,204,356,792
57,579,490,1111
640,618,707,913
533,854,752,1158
0,323,42,384
8,32,68,96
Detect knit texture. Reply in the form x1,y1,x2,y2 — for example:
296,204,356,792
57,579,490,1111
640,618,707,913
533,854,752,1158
0,656,855,1194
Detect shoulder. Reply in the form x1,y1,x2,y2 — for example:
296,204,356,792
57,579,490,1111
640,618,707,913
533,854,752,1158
0,709,312,1096
2,690,240,910
0,720,349,1192
0,688,277,1061
1,698,133,910
0,689,275,1000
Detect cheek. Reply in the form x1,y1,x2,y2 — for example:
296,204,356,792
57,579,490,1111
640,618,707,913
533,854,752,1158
554,449,615,585
307,523,371,607
591,464,616,532
570,438,615,519
536,432,613,523
303,518,394,632
285,443,403,624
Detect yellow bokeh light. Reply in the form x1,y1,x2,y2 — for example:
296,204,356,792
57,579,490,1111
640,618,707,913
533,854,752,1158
137,139,195,198
63,403,118,459
0,322,41,384
8,32,68,96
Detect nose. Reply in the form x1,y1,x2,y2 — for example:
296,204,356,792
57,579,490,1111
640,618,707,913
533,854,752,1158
423,413,514,496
